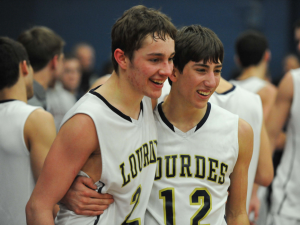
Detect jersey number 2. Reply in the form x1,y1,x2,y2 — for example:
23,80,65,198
159,187,212,225
122,185,142,225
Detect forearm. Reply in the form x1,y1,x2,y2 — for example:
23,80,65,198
26,205,55,225
226,211,250,225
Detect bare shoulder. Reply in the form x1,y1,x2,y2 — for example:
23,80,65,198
238,118,253,138
278,71,294,100
27,108,54,125
238,118,253,158
258,81,277,99
58,113,99,151
24,108,56,146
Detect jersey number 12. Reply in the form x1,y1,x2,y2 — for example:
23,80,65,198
159,187,212,225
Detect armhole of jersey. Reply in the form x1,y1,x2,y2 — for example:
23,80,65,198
60,111,104,182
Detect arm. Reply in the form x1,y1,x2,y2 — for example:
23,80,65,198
257,83,277,120
226,118,253,225
254,122,274,186
24,109,56,182
266,72,293,150
24,109,59,216
26,114,99,225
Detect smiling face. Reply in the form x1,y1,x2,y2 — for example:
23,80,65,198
125,35,175,99
172,59,222,109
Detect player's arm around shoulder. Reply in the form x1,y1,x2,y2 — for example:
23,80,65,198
26,113,100,225
226,118,253,225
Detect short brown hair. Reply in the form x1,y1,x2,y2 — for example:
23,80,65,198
111,5,177,73
18,26,65,72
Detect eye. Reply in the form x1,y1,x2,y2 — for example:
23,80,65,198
168,57,174,62
196,68,206,73
150,58,159,63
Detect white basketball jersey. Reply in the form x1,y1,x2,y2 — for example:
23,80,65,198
271,68,300,219
210,85,263,211
145,102,239,225
230,77,267,93
0,100,40,225
55,88,158,225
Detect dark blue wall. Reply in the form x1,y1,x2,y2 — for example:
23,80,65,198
1,0,299,81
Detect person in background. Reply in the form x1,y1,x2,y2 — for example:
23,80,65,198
73,42,98,98
0,37,57,224
47,53,82,131
17,26,65,110
266,18,300,225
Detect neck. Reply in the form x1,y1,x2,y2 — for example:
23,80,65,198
238,62,267,80
95,71,144,120
0,81,27,103
162,90,208,133
33,67,52,90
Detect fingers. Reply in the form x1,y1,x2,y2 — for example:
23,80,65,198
98,193,114,199
76,176,97,190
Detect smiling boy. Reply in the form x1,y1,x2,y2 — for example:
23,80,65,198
145,25,252,225
26,5,176,225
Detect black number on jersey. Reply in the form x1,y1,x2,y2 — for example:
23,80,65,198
159,188,212,225
121,185,142,225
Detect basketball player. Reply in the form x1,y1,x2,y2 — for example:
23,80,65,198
25,5,176,225
266,18,300,225
17,26,65,110
61,25,253,225
0,37,57,224
230,30,279,224
230,30,277,120
210,78,274,223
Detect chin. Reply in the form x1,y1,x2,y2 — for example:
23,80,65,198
143,90,161,99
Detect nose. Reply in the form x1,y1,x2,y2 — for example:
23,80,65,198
159,61,173,77
204,71,217,88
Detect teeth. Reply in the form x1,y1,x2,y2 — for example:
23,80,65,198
197,90,210,96
151,80,164,84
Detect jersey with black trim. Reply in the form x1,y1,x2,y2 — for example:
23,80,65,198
210,85,263,211
230,77,267,93
0,100,40,225
55,88,158,225
271,68,300,219
145,102,239,225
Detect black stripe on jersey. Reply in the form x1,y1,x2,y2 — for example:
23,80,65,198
0,99,16,104
89,88,143,123
224,214,227,224
94,181,105,225
195,102,211,132
158,102,175,132
277,124,297,214
215,85,236,95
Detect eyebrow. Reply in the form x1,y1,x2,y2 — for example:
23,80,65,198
147,52,175,57
194,63,223,68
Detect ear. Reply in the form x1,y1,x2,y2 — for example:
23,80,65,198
20,60,29,77
50,55,59,70
114,48,127,70
264,50,271,62
169,67,179,83
234,55,241,67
